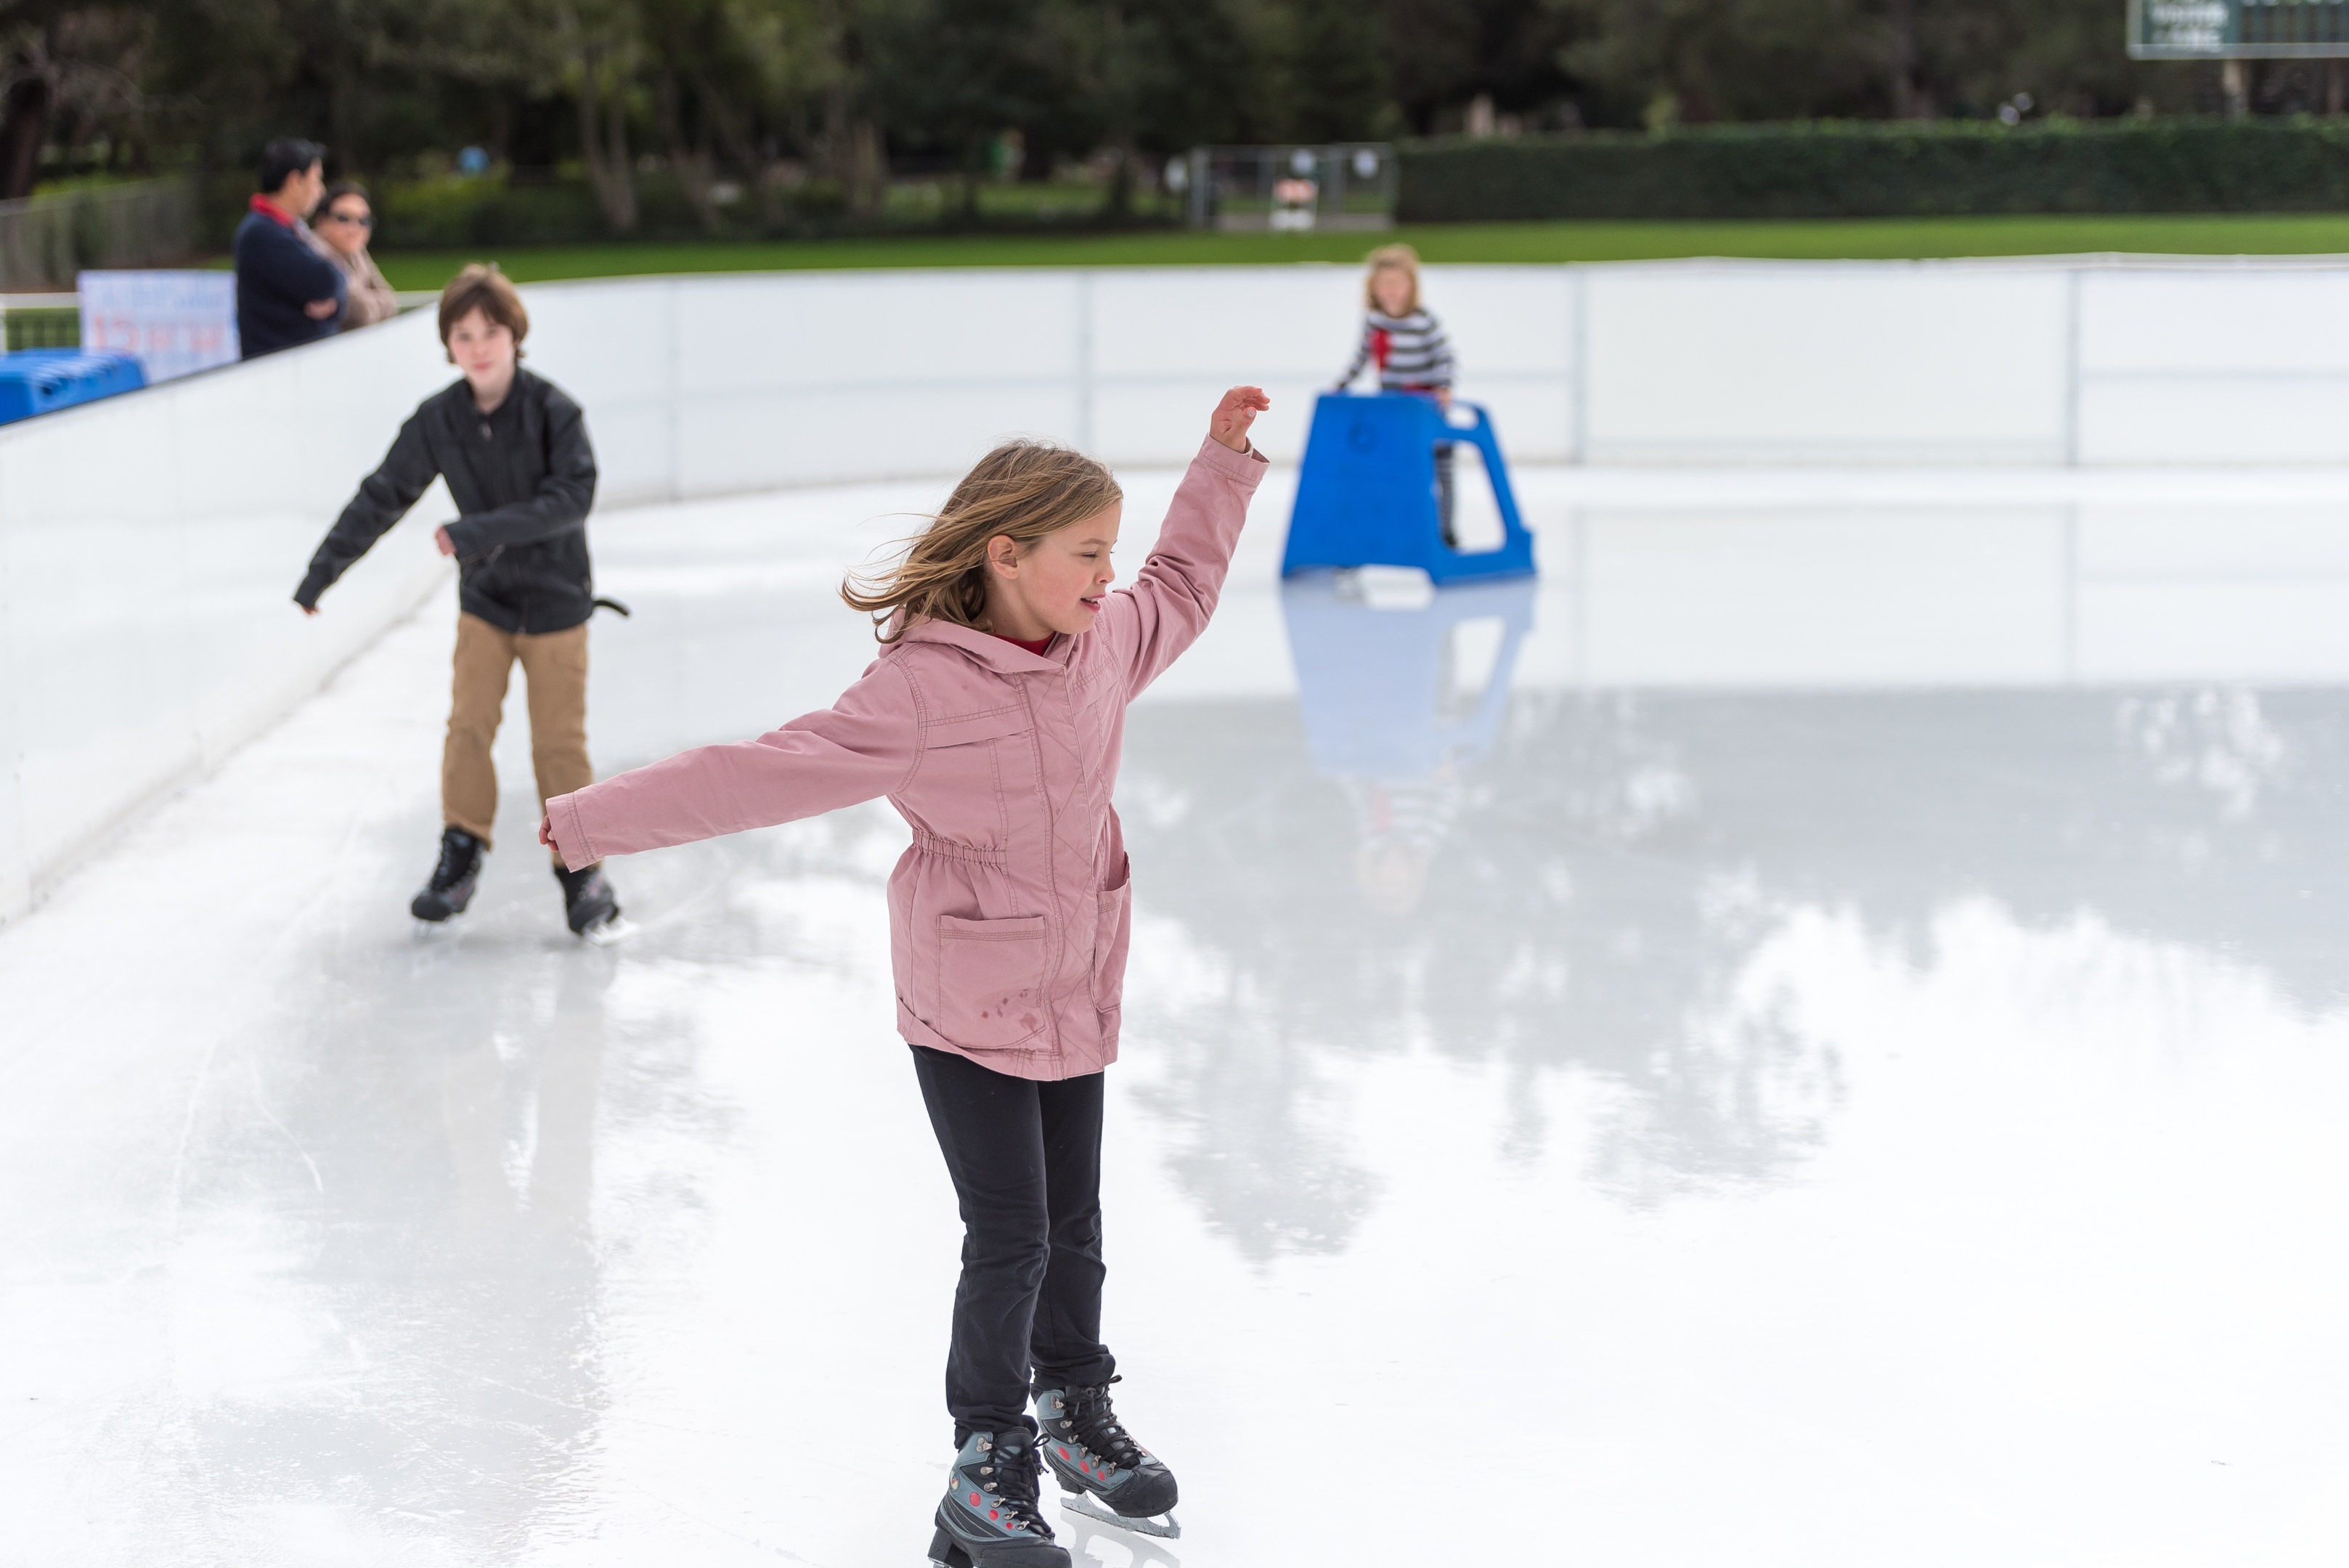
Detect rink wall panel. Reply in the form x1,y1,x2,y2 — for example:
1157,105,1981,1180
0,312,453,919
518,258,2349,498
8,255,2349,920
1579,266,2075,465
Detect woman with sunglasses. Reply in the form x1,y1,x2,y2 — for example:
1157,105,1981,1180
314,180,400,329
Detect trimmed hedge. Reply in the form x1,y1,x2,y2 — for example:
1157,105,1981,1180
198,171,1172,253
200,171,749,249
1396,119,2349,222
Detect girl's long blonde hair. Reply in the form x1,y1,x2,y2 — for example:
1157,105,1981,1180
842,439,1123,642
1364,242,1421,313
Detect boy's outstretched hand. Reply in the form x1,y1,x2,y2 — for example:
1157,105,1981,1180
1208,385,1270,454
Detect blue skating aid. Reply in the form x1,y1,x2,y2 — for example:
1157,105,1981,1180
1280,391,1536,584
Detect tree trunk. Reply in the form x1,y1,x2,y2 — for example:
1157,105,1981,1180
1104,142,1133,220
658,71,719,233
1885,0,1921,120
850,118,884,219
574,37,638,233
693,75,784,229
0,60,55,202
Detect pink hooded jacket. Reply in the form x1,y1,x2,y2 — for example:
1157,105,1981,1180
544,435,1268,1081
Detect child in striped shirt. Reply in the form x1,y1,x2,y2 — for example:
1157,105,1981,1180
1335,243,1461,544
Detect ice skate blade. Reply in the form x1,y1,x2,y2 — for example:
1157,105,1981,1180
578,914,635,947
1061,1492,1180,1540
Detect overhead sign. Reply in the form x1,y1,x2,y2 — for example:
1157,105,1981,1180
2130,0,2349,57
76,270,239,384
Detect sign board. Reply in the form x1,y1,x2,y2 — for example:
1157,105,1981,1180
2130,0,2349,57
76,270,239,384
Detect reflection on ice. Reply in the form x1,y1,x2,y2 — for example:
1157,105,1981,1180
1284,573,1534,915
172,934,627,1553
1112,571,2349,1242
7,471,2349,1564
1060,1510,1184,1568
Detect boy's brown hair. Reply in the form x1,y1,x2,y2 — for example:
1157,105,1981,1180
1363,242,1422,313
437,264,529,362
841,439,1123,644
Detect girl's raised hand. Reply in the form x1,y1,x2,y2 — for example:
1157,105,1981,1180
1208,385,1271,453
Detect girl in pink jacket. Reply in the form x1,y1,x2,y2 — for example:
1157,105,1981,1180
542,386,1270,1567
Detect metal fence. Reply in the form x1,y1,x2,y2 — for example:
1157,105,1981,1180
1,299,78,349
0,177,198,291
1174,144,1396,232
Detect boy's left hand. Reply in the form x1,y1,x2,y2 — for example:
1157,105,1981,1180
434,526,457,558
1209,386,1270,454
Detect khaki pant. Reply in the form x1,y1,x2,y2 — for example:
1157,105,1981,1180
444,612,594,859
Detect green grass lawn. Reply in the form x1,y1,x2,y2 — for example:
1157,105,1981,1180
367,213,2349,287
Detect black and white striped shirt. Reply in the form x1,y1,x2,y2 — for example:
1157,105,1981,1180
1338,309,1456,391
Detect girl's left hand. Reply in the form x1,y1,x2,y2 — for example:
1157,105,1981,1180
1208,385,1270,453
538,814,557,849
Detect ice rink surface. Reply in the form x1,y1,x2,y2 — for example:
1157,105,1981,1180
4,464,2348,1566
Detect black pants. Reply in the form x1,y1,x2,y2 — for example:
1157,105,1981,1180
911,1045,1117,1440
1435,440,1458,546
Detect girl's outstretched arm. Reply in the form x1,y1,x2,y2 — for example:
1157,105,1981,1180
542,660,921,871
1100,385,1270,699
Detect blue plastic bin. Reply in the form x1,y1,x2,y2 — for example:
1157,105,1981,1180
1282,391,1536,584
0,349,147,427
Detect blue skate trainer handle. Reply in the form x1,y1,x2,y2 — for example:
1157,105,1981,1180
1281,391,1536,584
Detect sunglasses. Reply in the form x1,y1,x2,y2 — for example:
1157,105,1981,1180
323,210,372,227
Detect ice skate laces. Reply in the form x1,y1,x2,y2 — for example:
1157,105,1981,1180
1057,1378,1147,1472
428,831,476,890
972,1432,1054,1538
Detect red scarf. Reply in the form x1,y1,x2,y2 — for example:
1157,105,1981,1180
248,194,298,227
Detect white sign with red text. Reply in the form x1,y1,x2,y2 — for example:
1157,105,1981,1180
77,270,239,384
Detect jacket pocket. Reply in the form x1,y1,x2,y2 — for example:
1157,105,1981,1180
935,912,1049,1050
919,708,1030,852
1092,858,1132,1015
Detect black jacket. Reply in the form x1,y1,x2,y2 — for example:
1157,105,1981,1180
296,369,601,634
233,211,346,359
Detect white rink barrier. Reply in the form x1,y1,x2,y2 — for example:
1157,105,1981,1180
6,255,2349,918
0,309,455,919
524,257,2349,497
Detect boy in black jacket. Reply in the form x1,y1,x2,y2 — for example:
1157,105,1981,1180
295,264,622,937
233,138,345,359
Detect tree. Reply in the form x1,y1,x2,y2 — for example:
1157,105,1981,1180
1044,0,1253,211
1247,0,1396,142
1550,0,1883,127
1385,0,1578,134
860,0,1060,214
1,1,155,199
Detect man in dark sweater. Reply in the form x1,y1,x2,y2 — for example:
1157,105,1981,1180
295,264,622,938
234,138,345,359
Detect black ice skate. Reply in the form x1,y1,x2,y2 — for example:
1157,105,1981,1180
553,862,624,942
928,1428,1069,1568
1033,1378,1180,1540
410,827,484,922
